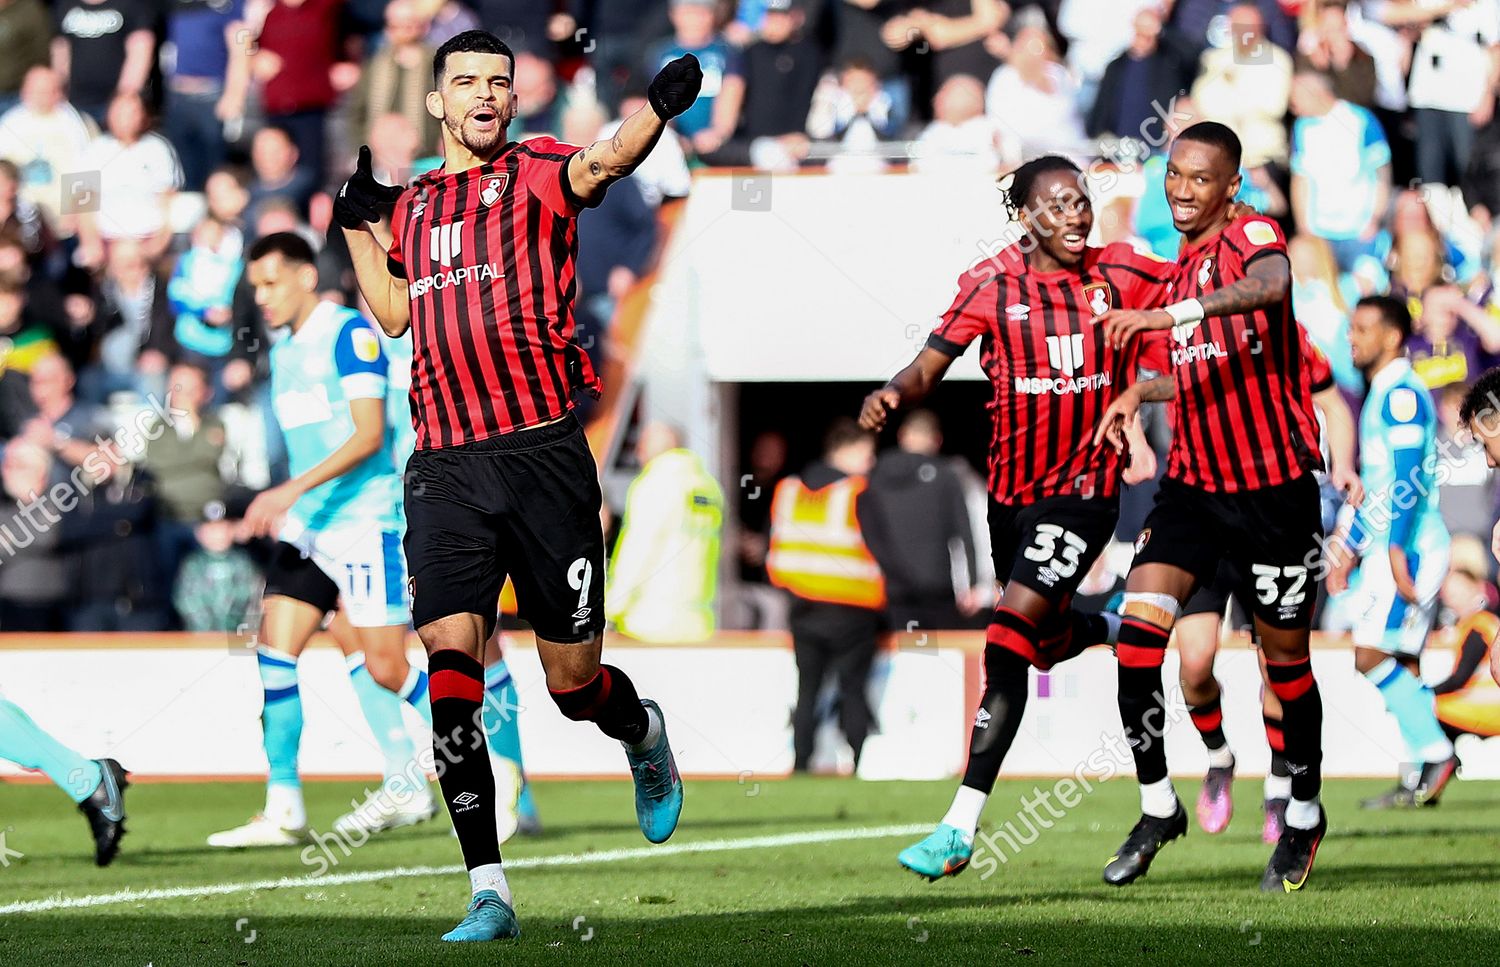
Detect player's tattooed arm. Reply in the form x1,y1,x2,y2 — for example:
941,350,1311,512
567,107,665,203
859,348,954,432
568,54,703,203
1196,252,1291,319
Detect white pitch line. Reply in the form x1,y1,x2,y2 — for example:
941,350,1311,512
0,823,929,915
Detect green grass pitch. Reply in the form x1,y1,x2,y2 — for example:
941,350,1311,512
2,775,1497,965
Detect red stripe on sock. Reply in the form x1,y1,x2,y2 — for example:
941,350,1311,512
987,623,1039,664
549,668,613,720
1190,708,1224,733
1265,723,1286,752
1267,672,1314,702
1117,642,1167,669
429,669,483,703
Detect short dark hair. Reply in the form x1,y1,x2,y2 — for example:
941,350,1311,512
1355,294,1412,342
248,231,316,267
823,417,872,456
1175,121,1243,170
1459,369,1500,429
434,30,515,87
1000,154,1083,221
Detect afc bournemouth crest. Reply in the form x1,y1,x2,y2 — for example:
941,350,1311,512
479,173,510,206
1198,257,1214,289
1134,528,1151,555
1082,282,1112,317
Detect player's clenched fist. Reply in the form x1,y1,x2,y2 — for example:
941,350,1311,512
648,53,704,121
333,145,405,230
859,387,901,431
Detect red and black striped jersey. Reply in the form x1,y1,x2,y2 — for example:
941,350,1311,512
927,242,1173,505
386,136,602,450
1163,216,1323,493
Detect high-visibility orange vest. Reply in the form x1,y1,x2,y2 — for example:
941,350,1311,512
765,474,886,610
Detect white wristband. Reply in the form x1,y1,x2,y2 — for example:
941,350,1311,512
1163,299,1204,326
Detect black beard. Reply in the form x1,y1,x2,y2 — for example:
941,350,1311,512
447,114,507,158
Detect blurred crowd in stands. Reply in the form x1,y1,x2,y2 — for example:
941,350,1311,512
0,0,1497,636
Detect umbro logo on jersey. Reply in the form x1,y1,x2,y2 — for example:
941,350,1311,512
480,174,510,206
573,607,592,621
1006,303,1030,319
1037,566,1059,587
974,707,991,730
452,791,480,811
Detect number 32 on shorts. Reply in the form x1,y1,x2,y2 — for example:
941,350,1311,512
1251,563,1308,621
1023,523,1088,587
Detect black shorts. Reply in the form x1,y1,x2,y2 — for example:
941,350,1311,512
1133,474,1323,630
1181,559,1253,629
263,540,340,616
403,412,605,643
989,493,1120,606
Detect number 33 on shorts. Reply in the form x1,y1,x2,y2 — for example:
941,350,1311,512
1024,524,1089,587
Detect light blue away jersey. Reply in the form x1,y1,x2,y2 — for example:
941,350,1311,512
270,301,403,531
379,329,416,472
1348,357,1448,555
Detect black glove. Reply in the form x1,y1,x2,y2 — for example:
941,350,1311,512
647,53,704,121
333,145,405,230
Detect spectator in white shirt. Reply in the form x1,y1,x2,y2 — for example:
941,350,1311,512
75,91,183,268
1402,0,1500,188
913,74,1011,174
984,23,1088,158
0,66,96,237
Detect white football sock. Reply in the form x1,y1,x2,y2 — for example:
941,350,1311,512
1285,796,1321,830
469,862,512,904
265,782,307,829
1264,773,1291,800
627,703,663,754
939,786,987,842
1140,777,1178,818
1205,743,1234,770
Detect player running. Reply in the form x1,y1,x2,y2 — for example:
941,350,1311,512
1326,296,1456,808
376,327,541,839
1092,122,1330,892
0,696,127,864
860,154,1172,881
1163,326,1359,841
208,232,438,848
337,30,699,941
